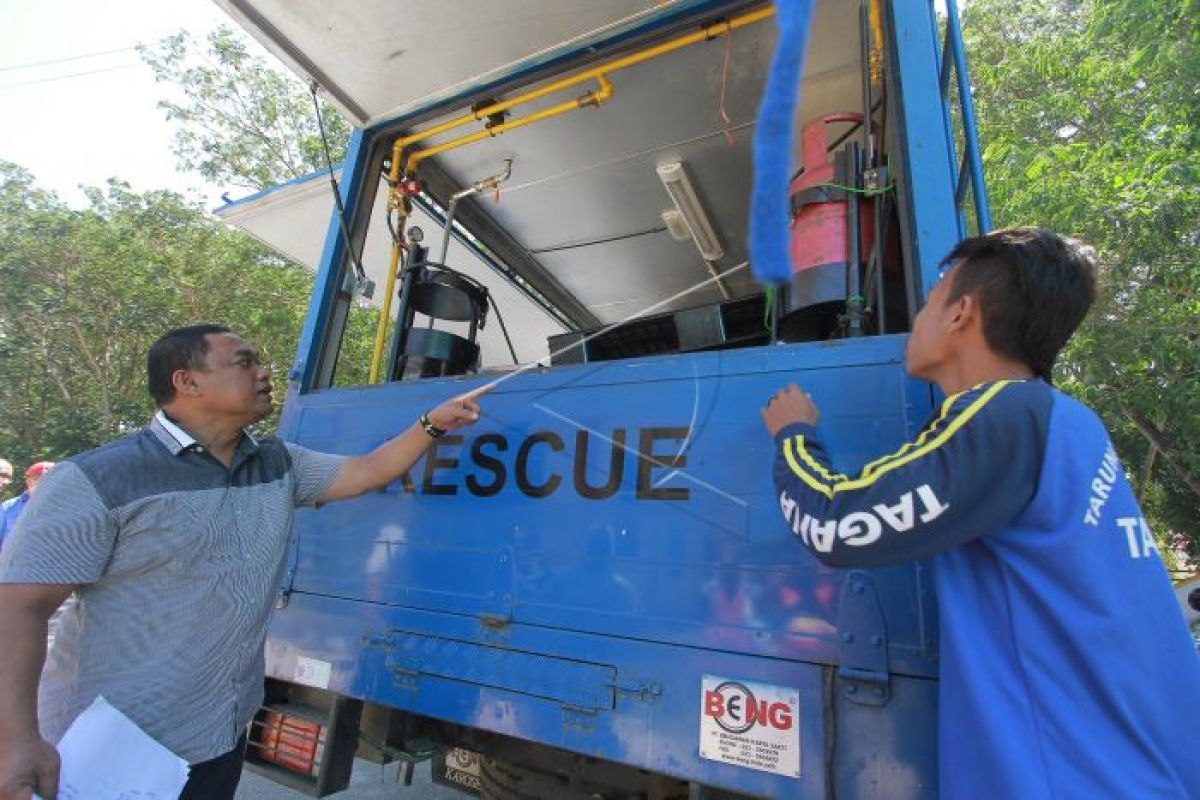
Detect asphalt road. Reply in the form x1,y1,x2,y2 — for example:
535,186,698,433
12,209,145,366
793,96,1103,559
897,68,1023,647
236,758,470,800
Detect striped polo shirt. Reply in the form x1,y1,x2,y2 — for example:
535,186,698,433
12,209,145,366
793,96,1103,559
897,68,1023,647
0,411,346,763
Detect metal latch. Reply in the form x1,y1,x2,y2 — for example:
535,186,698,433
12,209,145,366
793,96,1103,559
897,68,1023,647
835,571,891,706
609,676,662,703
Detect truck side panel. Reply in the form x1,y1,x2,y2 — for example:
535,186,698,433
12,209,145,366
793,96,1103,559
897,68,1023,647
270,335,940,795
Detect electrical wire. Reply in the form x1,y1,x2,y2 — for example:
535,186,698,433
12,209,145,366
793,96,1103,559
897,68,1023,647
489,295,521,365
718,25,736,146
530,226,667,254
763,286,777,331
0,46,136,72
384,209,402,246
818,181,894,196
500,121,757,196
0,63,138,89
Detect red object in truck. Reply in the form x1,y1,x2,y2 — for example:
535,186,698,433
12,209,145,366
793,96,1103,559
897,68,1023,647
788,113,875,274
252,709,323,775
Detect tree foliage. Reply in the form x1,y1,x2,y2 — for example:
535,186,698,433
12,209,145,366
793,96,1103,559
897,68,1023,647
138,24,378,388
0,26,369,492
139,26,352,192
963,0,1200,557
0,162,313,473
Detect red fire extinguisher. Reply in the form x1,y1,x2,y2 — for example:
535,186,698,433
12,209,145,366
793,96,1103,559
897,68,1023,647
788,113,876,277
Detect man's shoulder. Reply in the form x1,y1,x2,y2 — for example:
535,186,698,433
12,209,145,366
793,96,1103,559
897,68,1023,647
253,434,293,465
948,379,1054,428
254,433,286,451
71,429,162,476
69,429,187,509
1043,385,1110,440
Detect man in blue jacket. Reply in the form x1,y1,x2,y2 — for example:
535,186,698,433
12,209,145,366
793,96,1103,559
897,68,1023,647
761,227,1200,798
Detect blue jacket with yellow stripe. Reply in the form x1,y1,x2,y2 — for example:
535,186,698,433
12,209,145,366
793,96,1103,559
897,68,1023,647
772,379,1200,799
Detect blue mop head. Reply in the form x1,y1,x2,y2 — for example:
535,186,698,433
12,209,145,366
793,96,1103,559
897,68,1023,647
750,0,816,285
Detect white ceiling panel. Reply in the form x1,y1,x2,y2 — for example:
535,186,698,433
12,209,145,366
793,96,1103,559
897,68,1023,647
215,0,679,126
215,0,868,327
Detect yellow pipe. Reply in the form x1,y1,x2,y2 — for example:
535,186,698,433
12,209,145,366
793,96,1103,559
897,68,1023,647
870,0,885,84
409,75,614,168
390,6,774,169
368,235,405,383
368,76,613,381
364,106,412,383
368,155,412,383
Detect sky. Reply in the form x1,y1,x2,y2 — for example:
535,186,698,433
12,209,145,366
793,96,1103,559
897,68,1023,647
0,0,246,207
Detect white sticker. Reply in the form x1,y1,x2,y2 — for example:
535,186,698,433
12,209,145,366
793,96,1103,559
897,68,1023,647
293,656,332,689
699,675,800,777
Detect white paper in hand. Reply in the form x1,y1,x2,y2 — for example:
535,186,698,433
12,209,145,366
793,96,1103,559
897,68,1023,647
37,695,190,800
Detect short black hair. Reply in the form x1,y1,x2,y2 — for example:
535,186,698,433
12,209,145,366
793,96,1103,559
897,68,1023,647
146,323,233,406
942,227,1096,381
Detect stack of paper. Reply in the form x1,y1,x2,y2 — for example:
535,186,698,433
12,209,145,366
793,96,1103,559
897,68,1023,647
35,695,190,800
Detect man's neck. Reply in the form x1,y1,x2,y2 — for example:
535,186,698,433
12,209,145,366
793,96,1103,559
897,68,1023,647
935,356,1035,396
159,406,244,466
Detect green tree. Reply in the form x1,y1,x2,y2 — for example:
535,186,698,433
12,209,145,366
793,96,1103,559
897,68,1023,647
963,0,1200,558
139,24,379,389
0,161,313,470
139,26,352,192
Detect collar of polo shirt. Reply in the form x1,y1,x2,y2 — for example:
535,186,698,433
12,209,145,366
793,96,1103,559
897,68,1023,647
153,409,258,455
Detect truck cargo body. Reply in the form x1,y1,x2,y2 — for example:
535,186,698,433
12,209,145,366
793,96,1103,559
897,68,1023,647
215,0,989,795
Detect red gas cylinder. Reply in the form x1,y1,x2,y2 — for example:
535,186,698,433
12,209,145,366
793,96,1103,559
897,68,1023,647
788,113,875,275
779,113,877,340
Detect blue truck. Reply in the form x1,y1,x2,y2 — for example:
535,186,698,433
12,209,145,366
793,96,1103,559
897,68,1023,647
214,1,992,797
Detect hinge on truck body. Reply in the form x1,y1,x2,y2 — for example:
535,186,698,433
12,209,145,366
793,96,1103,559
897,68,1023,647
835,571,891,706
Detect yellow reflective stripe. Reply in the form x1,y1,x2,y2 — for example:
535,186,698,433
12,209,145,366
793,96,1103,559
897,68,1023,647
783,438,834,499
787,380,1011,497
792,435,847,483
830,381,1009,494
860,390,963,479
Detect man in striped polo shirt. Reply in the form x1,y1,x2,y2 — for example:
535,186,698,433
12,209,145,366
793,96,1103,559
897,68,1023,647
0,323,488,800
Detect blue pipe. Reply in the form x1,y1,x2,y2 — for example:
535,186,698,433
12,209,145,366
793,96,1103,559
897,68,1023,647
928,2,965,238
944,0,993,232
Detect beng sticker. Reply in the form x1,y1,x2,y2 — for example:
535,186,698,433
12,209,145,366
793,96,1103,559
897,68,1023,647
699,675,800,777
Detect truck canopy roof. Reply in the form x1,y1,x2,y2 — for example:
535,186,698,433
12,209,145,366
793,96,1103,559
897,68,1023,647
215,0,866,335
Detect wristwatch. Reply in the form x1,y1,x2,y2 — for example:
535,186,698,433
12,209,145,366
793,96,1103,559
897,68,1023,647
419,412,446,438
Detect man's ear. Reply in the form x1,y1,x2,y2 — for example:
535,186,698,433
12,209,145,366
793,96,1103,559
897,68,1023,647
170,369,201,398
945,293,977,334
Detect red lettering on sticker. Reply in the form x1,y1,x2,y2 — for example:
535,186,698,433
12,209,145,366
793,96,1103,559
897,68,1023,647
768,702,793,730
746,699,768,726
740,698,794,731
704,690,725,718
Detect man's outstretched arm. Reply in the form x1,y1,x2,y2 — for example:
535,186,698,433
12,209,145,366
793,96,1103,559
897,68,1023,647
762,381,1046,568
316,384,492,503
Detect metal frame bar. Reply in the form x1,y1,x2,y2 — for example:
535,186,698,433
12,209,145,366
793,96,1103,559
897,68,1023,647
885,0,963,306
933,6,967,238
943,0,992,232
932,0,992,236
291,128,371,392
